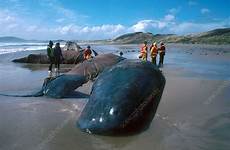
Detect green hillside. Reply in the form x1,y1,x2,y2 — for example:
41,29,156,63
112,28,230,45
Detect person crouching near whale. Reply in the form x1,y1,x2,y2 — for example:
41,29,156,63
84,45,92,60
47,40,54,77
150,42,158,65
139,41,148,61
53,43,64,76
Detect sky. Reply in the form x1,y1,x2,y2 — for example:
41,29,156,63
0,0,229,40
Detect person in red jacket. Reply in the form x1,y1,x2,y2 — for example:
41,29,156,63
150,42,158,65
159,42,166,67
84,45,92,60
139,41,148,61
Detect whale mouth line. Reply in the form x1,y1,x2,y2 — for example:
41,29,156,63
82,89,161,136
121,88,161,128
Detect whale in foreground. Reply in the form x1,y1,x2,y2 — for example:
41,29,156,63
77,60,166,135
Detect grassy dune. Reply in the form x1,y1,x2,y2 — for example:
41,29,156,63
112,28,230,45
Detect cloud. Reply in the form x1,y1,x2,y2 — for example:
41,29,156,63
0,10,16,23
168,7,181,14
24,24,126,40
188,0,197,6
126,18,229,36
41,0,89,23
7,23,18,29
201,8,210,14
0,20,228,40
56,18,65,23
0,9,22,33
168,22,225,34
130,20,157,32
164,14,175,21
130,20,167,32
0,8,229,40
130,14,176,33
26,25,38,32
9,0,19,2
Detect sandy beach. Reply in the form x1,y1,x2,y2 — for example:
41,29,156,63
0,44,230,150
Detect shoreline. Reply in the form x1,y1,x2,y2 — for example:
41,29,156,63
1,42,229,54
0,43,230,80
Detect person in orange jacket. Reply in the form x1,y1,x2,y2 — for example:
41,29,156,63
139,41,148,61
159,42,166,67
150,42,158,65
84,45,92,60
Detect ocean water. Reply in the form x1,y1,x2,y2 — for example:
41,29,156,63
0,42,65,55
92,44,230,80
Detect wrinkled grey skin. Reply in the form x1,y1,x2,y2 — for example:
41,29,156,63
0,54,124,98
77,60,166,135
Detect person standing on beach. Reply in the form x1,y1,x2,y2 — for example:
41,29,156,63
158,42,166,67
150,42,158,65
139,41,148,61
119,51,123,57
84,45,92,60
47,40,54,77
53,43,64,76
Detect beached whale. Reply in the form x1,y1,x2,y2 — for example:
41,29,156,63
12,50,85,64
12,41,99,64
41,53,124,98
77,60,166,135
12,41,86,64
0,54,125,98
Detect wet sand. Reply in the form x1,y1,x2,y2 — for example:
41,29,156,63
0,44,230,150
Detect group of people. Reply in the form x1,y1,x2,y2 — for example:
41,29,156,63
139,41,166,67
46,40,165,77
46,41,94,77
47,41,64,77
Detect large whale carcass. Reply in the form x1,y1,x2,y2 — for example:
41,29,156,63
77,60,166,135
0,54,125,98
42,53,125,98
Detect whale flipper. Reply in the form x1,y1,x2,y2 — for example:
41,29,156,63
42,74,87,98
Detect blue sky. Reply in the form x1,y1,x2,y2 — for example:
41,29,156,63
0,0,229,40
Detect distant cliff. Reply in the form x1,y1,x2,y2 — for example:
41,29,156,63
112,28,230,44
0,36,27,42
112,32,155,44
2,28,230,44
